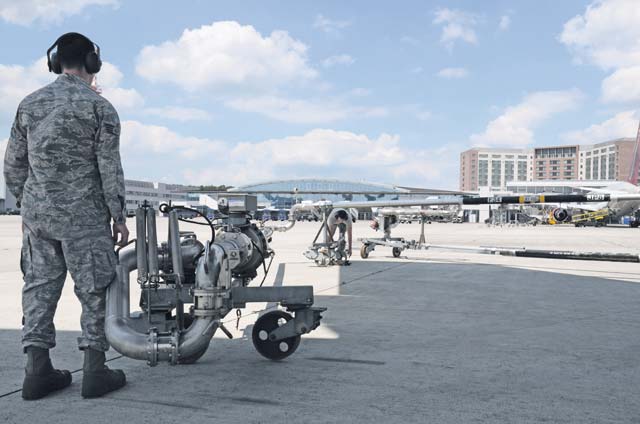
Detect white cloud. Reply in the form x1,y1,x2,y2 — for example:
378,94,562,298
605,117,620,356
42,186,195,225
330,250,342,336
97,63,144,110
94,61,124,87
499,15,511,31
470,89,583,146
117,121,458,188
0,0,117,26
0,57,142,118
144,106,212,122
559,0,640,69
136,21,317,92
313,14,351,35
184,128,455,187
562,110,639,143
322,54,355,68
225,95,387,124
560,0,640,103
101,87,144,110
120,120,224,159
433,8,478,49
437,67,469,79
0,57,51,114
601,65,640,103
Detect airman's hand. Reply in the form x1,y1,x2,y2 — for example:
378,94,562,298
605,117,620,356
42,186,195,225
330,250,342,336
113,223,129,247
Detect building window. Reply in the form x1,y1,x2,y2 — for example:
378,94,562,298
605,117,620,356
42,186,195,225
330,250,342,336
608,153,616,180
504,161,515,182
478,159,488,186
491,160,502,187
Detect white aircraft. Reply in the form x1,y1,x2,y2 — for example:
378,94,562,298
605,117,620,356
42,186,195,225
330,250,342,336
573,181,640,217
511,181,640,224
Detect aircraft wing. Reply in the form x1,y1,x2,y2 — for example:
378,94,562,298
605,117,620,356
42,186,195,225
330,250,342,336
568,203,607,212
331,193,640,209
332,198,459,208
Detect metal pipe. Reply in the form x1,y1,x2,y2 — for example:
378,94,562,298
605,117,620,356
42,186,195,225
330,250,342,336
177,317,218,361
168,210,184,281
135,208,148,283
266,203,308,232
106,222,219,364
270,220,296,232
106,249,148,361
146,208,159,283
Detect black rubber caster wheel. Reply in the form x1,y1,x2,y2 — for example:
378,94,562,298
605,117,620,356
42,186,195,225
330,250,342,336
392,247,402,258
252,311,301,360
360,244,369,259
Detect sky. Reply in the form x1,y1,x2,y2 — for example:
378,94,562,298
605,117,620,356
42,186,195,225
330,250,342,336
0,0,639,189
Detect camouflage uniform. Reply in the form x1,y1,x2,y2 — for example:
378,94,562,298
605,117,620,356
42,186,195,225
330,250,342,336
334,222,348,261
4,73,126,352
327,209,351,261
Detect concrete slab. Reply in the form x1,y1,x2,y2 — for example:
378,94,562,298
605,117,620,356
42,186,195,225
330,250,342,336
1,217,639,423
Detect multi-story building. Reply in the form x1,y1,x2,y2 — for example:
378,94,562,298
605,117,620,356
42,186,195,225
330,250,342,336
0,177,193,214
578,138,635,182
460,137,639,191
460,148,533,191
124,179,193,214
533,145,578,180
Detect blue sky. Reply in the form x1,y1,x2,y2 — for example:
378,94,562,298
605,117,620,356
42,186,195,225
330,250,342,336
1,0,639,189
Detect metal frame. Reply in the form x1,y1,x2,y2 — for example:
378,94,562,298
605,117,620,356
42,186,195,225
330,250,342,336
106,202,326,366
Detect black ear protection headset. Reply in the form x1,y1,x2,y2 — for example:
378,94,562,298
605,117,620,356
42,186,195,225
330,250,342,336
46,33,102,74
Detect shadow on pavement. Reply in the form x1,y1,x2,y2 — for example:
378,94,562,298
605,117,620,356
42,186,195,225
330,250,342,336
1,260,639,423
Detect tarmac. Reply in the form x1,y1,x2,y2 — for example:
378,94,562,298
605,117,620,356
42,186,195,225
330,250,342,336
1,216,639,423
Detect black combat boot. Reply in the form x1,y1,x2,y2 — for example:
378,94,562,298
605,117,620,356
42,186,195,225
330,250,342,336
81,348,126,398
22,346,72,400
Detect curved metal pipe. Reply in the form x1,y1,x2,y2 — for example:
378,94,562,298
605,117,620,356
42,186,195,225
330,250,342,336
267,203,313,232
270,219,296,232
177,317,218,360
106,249,149,361
106,242,218,364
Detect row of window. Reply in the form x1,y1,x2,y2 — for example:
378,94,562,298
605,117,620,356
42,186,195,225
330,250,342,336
477,154,529,159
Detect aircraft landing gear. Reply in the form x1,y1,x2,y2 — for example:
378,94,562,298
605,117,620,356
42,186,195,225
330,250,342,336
392,247,402,258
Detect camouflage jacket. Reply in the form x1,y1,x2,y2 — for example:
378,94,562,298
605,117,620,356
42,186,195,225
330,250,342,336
3,73,126,228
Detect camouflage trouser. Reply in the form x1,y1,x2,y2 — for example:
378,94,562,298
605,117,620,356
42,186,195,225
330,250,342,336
335,224,347,261
21,226,117,352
